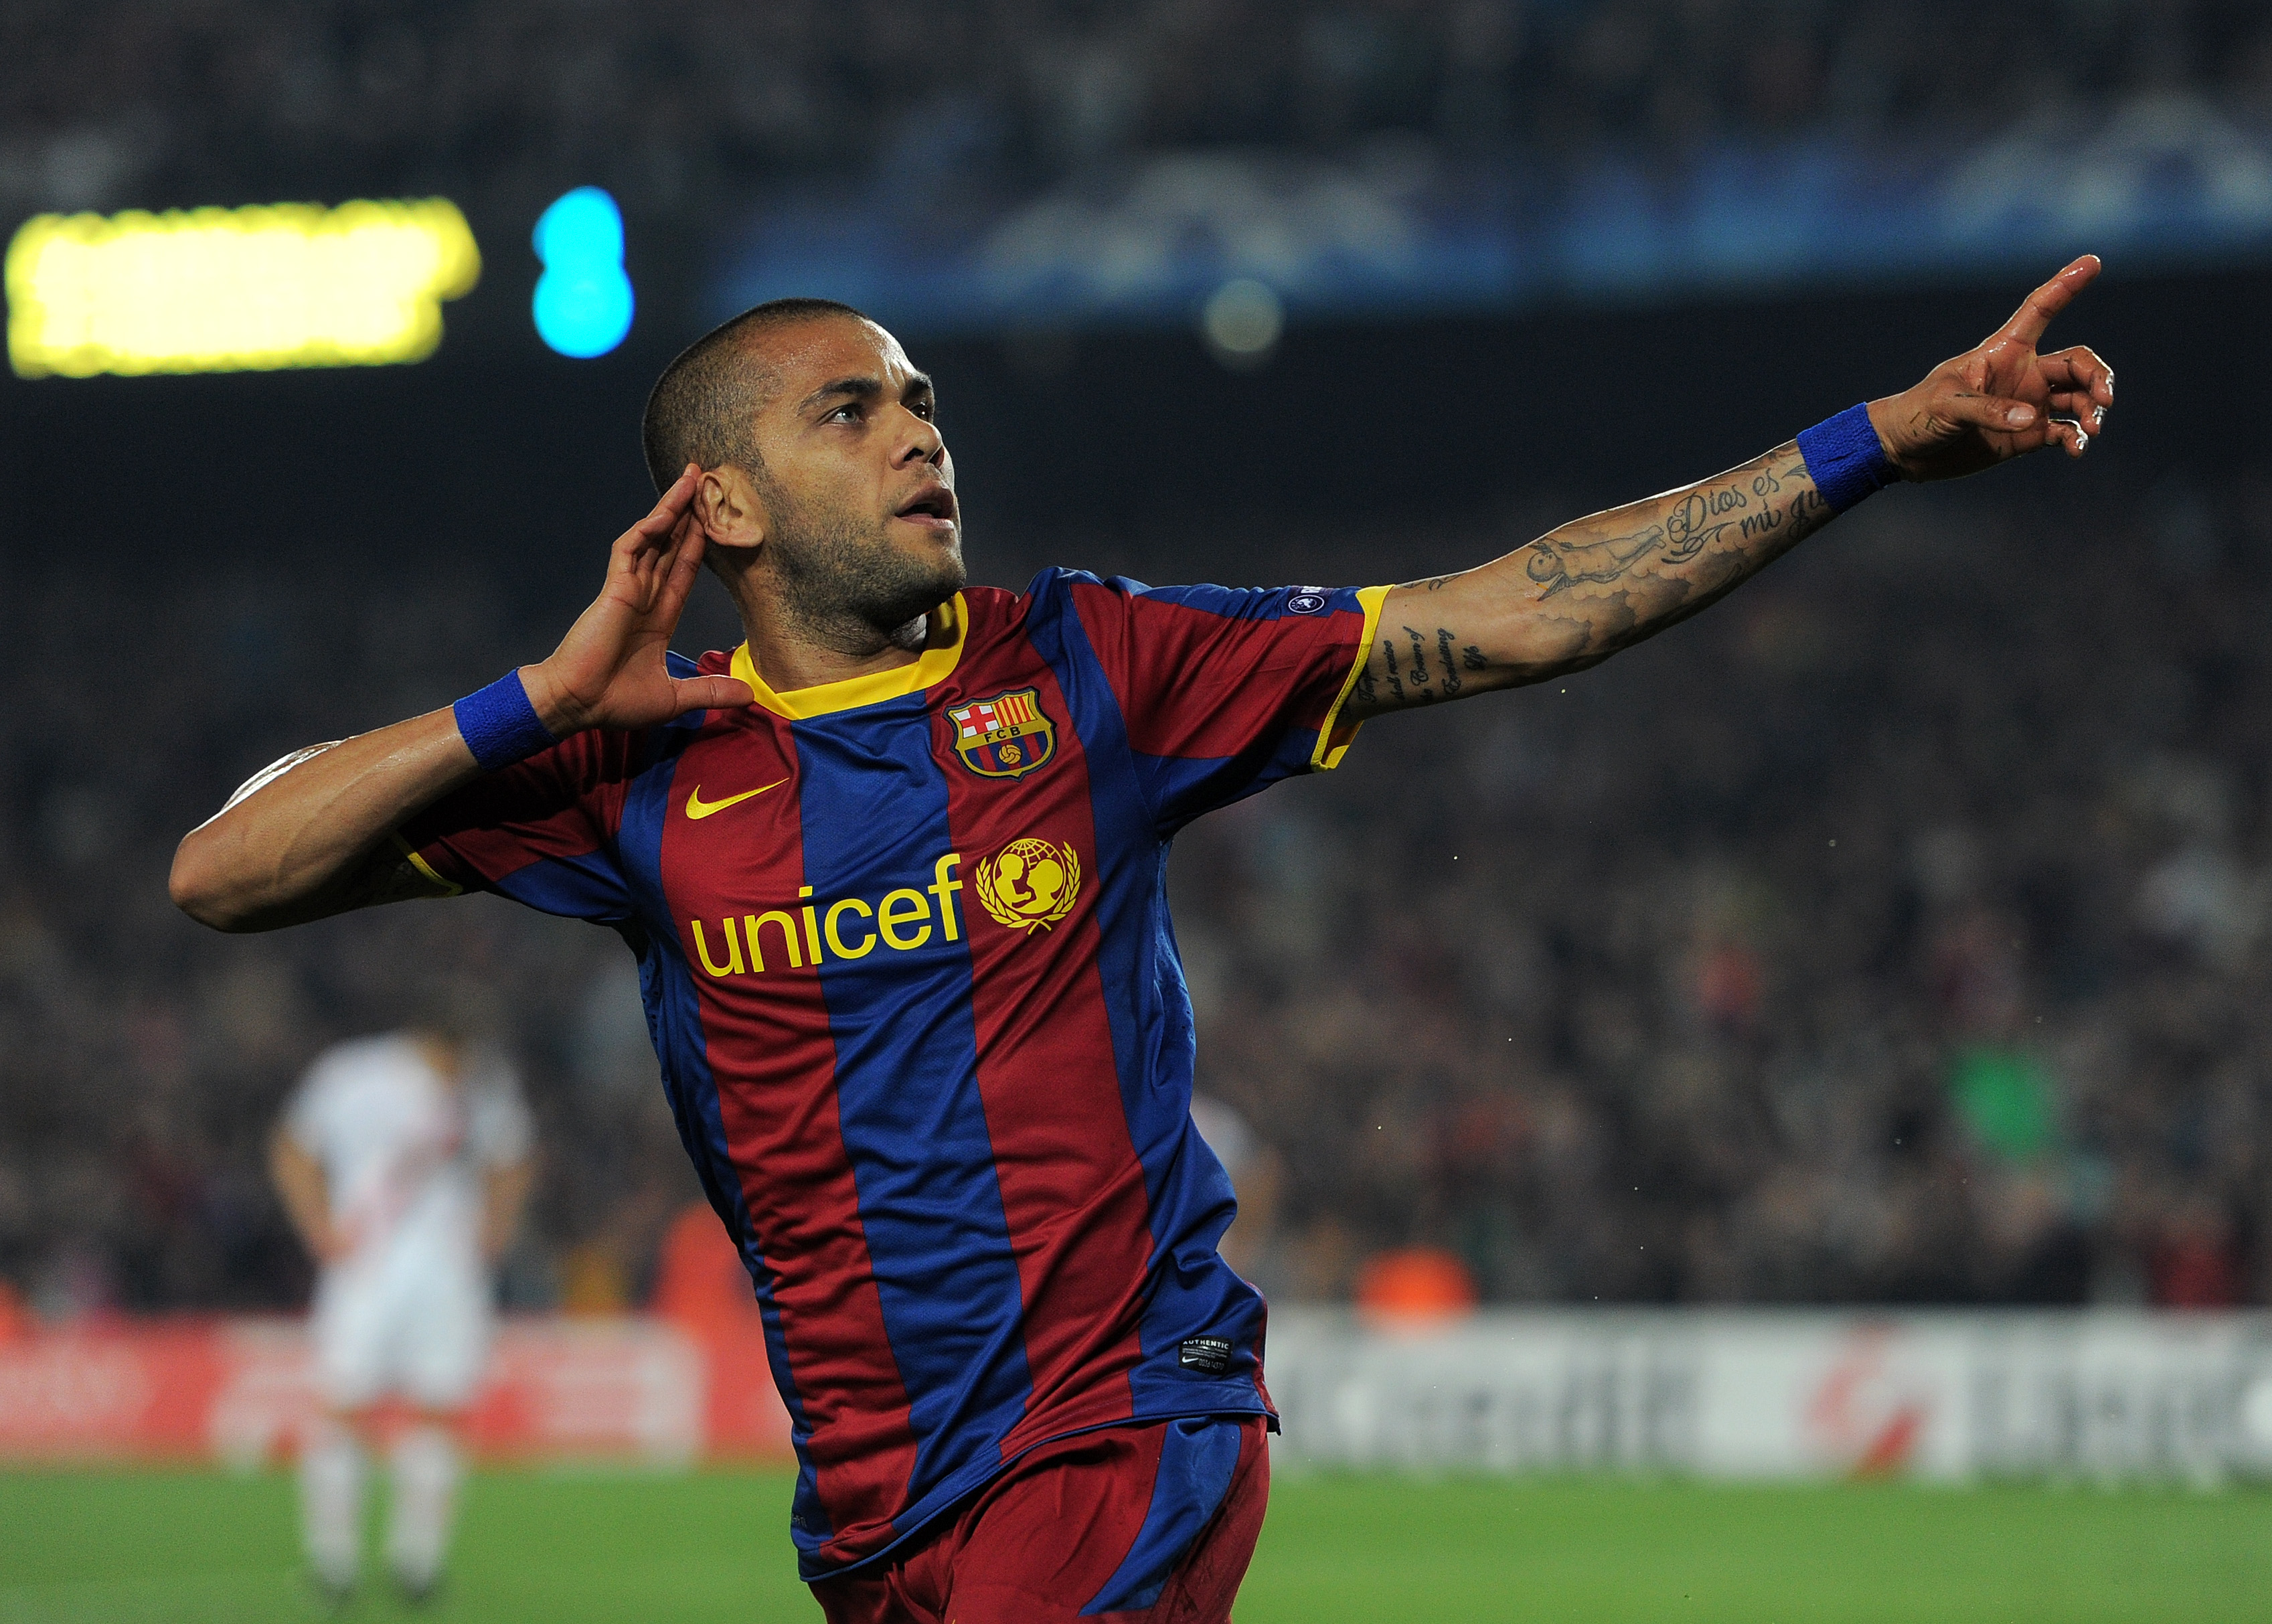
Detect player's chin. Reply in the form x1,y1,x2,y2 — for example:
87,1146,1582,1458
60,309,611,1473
870,539,965,615
892,518,965,576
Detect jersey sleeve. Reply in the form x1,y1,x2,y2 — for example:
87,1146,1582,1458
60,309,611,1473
1063,574,1390,831
394,725,639,924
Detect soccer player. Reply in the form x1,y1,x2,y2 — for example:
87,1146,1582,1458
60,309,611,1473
270,1028,534,1603
174,256,2112,1621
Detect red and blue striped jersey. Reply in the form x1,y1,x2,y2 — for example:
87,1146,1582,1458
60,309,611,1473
400,569,1388,1578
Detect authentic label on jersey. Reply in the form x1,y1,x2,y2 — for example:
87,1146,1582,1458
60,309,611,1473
949,687,1057,780
1178,1337,1234,1375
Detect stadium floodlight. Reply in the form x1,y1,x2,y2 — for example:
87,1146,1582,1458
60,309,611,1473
532,187,633,359
4,199,481,379
1202,278,1284,370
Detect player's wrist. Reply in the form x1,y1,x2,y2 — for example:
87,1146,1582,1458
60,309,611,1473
1861,398,1913,473
1797,402,1902,513
453,668,563,772
515,662,593,738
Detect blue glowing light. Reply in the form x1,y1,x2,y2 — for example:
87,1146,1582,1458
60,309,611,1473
532,187,633,358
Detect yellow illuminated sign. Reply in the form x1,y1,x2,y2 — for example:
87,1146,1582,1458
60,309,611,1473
5,199,481,378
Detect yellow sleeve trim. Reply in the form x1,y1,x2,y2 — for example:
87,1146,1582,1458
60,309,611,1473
1310,584,1393,772
393,833,464,898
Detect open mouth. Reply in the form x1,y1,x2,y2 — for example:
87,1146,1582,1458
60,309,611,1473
894,486,958,527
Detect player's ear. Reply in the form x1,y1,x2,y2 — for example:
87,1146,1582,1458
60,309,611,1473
696,465,767,556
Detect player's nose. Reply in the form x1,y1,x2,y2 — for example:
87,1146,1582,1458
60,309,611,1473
891,407,945,469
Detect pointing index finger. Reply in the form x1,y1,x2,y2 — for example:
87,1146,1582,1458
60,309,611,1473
2000,254,2102,347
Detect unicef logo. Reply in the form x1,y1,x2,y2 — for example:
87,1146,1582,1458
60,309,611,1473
1285,590,1329,615
532,187,633,358
975,838,1082,935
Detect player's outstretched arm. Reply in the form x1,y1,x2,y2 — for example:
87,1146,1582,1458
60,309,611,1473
169,467,752,932
1342,257,2114,718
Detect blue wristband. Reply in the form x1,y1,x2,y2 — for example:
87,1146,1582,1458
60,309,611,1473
453,670,559,773
1795,402,1898,514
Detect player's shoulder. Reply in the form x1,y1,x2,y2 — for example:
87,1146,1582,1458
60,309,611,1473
960,580,1036,625
944,579,1059,656
1018,566,1128,602
994,571,1226,658
1027,568,1353,625
987,568,1147,634
951,573,1162,667
296,1031,420,1103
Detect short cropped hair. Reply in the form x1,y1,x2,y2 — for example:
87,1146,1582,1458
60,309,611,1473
641,297,872,493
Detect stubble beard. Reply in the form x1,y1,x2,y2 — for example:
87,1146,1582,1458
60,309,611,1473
762,477,967,655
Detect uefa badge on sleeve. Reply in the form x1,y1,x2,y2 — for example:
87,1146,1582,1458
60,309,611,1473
948,688,1058,780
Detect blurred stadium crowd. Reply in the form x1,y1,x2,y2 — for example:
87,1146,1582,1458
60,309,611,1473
5,0,2271,218
1,457,2266,1320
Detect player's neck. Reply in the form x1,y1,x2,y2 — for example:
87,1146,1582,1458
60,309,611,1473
728,584,944,697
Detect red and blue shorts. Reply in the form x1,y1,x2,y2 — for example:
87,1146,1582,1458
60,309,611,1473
811,1414,1271,1624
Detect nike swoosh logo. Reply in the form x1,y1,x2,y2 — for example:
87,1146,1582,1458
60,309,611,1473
684,779,788,820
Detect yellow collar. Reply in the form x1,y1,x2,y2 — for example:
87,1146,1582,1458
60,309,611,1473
728,594,968,720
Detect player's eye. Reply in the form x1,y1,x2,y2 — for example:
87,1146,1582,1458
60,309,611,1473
826,402,862,424
910,398,935,420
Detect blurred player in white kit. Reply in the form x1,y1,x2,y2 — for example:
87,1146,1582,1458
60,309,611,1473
270,1028,534,1604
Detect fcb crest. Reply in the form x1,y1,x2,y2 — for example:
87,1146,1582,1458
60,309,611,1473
947,687,1057,781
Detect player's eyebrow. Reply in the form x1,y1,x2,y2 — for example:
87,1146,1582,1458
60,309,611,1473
799,374,882,414
798,372,934,415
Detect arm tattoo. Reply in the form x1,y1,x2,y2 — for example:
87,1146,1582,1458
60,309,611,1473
1526,523,1667,598
1402,627,1433,701
1355,625,1473,708
1379,638,1406,705
1513,444,1832,665
1435,629,1462,696
1354,442,1840,716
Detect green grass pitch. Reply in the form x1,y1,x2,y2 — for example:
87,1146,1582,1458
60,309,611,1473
3,1467,2267,1622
